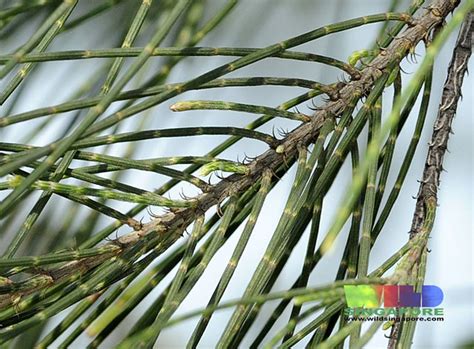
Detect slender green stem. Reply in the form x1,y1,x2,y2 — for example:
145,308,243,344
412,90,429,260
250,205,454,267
99,0,152,94
0,0,193,216
6,175,194,208
170,100,311,122
0,0,77,81
357,98,382,278
0,1,77,103
187,170,272,347
0,77,331,127
0,47,360,77
372,70,433,243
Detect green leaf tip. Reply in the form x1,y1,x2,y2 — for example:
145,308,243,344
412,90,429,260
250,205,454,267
199,160,250,176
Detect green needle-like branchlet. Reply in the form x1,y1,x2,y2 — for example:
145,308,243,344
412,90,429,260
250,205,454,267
374,73,402,216
372,70,433,243
0,0,194,217
135,199,238,347
100,0,153,94
0,47,360,77
7,175,194,208
0,78,331,127
0,1,77,104
188,171,272,346
170,100,312,122
357,98,382,278
74,126,279,149
0,0,78,82
0,245,120,269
